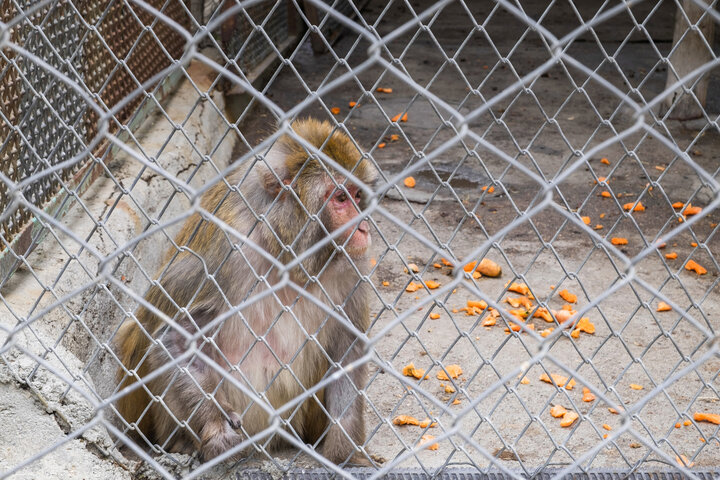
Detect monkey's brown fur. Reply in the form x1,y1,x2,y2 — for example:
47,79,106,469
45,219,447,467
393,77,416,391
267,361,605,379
115,118,376,464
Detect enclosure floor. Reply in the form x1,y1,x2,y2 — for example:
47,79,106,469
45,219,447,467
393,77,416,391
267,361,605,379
217,0,720,475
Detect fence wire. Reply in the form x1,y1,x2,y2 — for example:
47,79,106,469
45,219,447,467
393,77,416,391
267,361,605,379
0,0,719,479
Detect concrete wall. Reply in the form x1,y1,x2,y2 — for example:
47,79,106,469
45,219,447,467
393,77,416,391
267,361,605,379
0,61,235,479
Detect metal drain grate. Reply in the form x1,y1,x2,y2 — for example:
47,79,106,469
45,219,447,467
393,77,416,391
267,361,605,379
236,469,720,480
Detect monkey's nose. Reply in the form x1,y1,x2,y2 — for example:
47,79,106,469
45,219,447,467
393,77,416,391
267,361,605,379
358,220,369,233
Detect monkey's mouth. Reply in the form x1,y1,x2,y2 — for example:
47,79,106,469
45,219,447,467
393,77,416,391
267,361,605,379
344,220,371,255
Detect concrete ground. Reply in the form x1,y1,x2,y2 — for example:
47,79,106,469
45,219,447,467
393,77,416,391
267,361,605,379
1,0,719,478
227,0,720,474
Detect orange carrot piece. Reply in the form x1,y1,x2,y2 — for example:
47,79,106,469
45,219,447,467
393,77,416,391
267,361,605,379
694,412,720,425
558,289,577,303
560,410,579,427
436,364,462,380
393,415,420,425
656,302,671,312
550,405,567,418
685,260,707,275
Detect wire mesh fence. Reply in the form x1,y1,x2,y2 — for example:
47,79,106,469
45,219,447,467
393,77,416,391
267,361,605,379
0,0,719,479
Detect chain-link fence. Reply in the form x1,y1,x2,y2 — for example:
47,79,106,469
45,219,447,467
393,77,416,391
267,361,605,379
1,0,719,479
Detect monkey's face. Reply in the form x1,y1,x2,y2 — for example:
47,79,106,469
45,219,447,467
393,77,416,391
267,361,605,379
324,181,370,258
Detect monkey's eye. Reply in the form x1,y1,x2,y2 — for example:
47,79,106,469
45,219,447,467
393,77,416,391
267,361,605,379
335,191,348,203
355,191,362,202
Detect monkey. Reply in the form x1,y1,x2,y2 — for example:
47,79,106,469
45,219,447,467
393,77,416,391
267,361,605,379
114,118,376,466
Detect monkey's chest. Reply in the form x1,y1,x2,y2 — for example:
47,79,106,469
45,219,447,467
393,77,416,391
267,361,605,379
220,301,330,391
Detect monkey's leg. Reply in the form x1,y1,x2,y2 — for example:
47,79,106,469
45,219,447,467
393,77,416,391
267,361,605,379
156,318,246,462
319,336,369,466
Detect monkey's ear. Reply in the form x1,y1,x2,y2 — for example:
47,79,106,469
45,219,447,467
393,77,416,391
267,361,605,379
259,166,290,197
257,149,290,197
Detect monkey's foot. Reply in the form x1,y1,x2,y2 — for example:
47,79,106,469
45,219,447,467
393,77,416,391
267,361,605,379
345,452,373,467
200,422,244,462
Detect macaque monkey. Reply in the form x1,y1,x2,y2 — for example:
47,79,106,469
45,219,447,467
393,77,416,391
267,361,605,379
114,118,376,465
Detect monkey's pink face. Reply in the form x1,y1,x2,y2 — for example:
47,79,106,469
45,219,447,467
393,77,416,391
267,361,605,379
325,183,370,257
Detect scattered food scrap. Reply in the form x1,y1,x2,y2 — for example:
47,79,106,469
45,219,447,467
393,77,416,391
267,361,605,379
419,419,437,428
694,412,720,425
378,142,386,149
481,185,495,193
571,317,595,337
425,280,440,289
558,289,577,303
560,411,579,427
440,258,453,266
600,158,610,165
437,364,463,380
601,191,612,198
476,258,502,277
554,309,576,323
675,454,694,468
623,202,645,212
533,307,553,323
665,252,678,260
582,387,596,402
685,260,707,275
382,281,390,286
539,327,553,337
419,434,439,450
393,415,420,426
376,87,393,93
629,384,643,390
406,282,422,293
608,407,623,414
582,216,591,225
331,107,341,115
540,373,575,389
481,317,496,327
443,384,455,393
684,205,702,216
672,202,684,209
467,300,488,310
429,313,440,320
507,282,533,298
550,405,567,418
656,302,672,312
403,176,416,188
403,363,426,380
391,112,408,122
611,237,628,245
349,101,357,108
405,263,419,273
506,296,532,309
602,424,612,431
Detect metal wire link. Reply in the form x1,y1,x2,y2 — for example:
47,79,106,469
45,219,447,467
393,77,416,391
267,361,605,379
0,0,719,479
